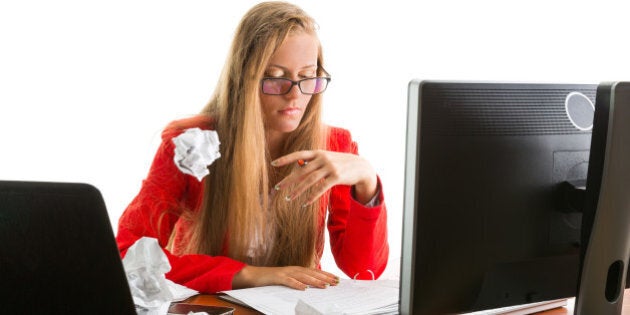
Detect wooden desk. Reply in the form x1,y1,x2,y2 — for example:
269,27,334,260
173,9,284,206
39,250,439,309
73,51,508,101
185,290,630,315
537,290,630,315
185,294,261,315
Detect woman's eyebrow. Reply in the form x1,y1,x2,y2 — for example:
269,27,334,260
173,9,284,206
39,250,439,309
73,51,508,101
266,64,318,71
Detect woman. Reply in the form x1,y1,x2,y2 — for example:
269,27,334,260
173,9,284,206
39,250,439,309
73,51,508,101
116,1,389,294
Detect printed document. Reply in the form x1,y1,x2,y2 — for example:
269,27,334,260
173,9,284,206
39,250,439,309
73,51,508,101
221,279,399,315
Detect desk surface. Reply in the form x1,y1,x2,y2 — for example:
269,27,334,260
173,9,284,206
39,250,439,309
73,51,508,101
185,294,260,315
537,290,630,315
184,290,630,315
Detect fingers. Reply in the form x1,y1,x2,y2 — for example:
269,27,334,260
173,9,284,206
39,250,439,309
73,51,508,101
271,150,316,168
273,151,339,205
299,175,333,206
272,150,377,205
284,165,331,203
279,267,340,290
234,265,340,291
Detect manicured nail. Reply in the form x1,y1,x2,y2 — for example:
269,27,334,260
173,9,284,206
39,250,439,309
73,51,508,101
285,195,291,201
271,160,278,166
301,203,309,208
274,184,280,191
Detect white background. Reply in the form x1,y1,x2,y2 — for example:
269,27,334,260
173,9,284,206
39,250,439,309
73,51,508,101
1,0,628,280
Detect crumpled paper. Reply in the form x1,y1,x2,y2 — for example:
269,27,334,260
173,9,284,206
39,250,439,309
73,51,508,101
172,127,221,181
122,237,199,315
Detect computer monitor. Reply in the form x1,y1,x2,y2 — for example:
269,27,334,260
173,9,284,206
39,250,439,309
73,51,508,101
400,80,630,314
574,82,630,314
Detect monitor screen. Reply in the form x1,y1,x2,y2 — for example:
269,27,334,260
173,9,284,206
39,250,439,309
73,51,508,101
400,81,600,314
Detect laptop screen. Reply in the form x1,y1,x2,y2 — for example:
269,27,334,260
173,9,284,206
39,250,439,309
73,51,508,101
0,181,136,314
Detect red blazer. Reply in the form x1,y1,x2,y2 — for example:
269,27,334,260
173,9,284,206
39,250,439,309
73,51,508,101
116,116,389,294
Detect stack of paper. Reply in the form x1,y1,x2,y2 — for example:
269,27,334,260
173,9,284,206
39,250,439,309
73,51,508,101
465,299,568,315
221,279,399,315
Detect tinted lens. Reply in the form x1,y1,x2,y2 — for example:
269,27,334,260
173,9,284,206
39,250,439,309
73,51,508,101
261,77,329,95
299,77,328,94
262,78,293,95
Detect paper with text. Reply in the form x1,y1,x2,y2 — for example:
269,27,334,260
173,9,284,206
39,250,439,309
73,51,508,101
222,279,399,315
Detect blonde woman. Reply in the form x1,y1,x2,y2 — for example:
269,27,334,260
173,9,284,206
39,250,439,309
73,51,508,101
116,1,389,293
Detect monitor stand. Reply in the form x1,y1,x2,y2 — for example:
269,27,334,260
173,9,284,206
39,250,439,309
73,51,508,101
575,82,630,315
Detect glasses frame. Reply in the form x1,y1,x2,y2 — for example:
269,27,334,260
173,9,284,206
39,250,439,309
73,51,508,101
260,75,331,95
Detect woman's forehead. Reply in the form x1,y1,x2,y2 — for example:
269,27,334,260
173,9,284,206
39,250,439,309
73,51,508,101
267,32,319,67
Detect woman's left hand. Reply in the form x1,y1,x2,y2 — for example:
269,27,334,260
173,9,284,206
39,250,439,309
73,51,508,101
271,150,378,205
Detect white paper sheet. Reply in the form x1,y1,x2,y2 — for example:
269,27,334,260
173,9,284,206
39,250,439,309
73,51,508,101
222,279,399,315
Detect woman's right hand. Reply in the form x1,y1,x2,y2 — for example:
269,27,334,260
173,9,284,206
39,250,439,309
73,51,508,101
232,265,339,290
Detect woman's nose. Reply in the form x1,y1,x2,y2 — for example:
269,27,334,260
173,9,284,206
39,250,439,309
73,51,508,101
284,83,301,99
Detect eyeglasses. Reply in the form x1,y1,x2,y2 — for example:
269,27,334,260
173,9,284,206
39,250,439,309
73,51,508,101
261,76,331,95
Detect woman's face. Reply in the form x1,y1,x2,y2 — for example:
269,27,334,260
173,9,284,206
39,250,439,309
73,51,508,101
260,32,319,136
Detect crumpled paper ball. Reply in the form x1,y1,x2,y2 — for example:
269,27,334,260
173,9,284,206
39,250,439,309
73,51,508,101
172,127,221,181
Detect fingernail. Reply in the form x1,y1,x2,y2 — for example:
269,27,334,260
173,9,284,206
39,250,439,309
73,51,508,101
271,160,278,166
301,203,309,208
285,195,291,202
274,184,280,191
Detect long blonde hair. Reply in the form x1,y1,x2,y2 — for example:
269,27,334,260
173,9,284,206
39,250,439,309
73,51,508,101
187,1,327,267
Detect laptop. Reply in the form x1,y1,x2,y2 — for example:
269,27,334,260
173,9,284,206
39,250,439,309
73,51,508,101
0,180,136,314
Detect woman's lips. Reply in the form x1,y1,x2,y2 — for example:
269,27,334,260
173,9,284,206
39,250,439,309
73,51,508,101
279,107,302,116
